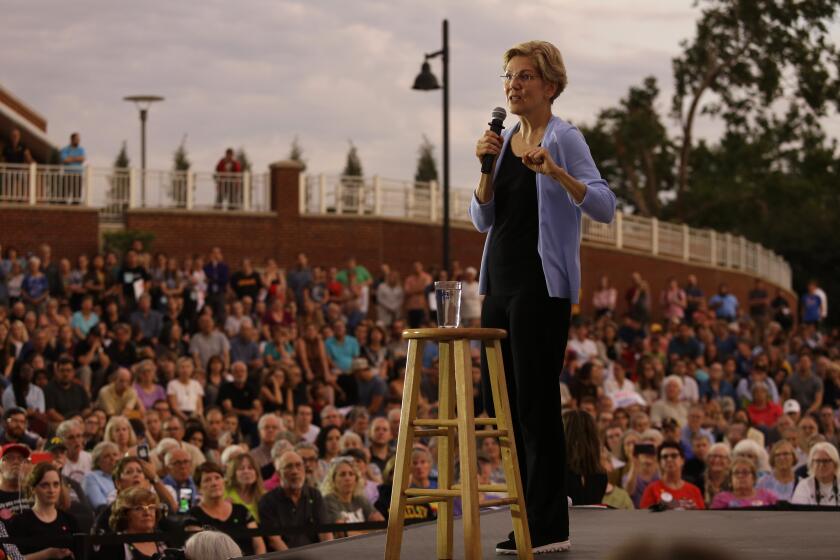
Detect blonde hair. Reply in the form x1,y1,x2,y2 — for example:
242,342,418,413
502,40,567,102
104,415,138,448
320,457,365,498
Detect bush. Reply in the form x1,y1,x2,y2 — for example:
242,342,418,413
103,229,155,255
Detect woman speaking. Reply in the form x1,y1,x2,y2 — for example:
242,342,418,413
470,40,615,554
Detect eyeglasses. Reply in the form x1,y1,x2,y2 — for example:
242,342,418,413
0,454,28,463
813,459,836,466
282,462,304,470
732,470,753,477
500,71,539,84
660,453,681,461
170,459,191,467
773,452,794,458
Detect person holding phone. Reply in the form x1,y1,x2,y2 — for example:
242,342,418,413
622,442,659,508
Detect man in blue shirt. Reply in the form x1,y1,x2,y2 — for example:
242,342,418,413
325,321,359,406
708,283,739,322
801,281,823,326
59,132,86,203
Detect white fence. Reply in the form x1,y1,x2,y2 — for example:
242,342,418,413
0,164,271,222
301,173,793,290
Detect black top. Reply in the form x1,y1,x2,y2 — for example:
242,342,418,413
565,471,608,506
7,508,78,554
188,503,256,555
218,381,259,412
257,486,327,549
486,143,545,296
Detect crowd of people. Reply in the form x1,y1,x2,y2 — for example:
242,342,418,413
0,240,837,558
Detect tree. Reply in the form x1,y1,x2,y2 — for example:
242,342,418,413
289,136,306,169
579,77,675,217
173,136,190,171
114,141,130,168
343,141,363,177
670,0,840,218
414,135,439,184
236,148,251,172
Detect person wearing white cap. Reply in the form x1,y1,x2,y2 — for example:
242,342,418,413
783,399,802,424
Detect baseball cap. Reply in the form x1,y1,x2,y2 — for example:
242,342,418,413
351,357,370,372
45,437,68,454
0,443,31,460
783,399,802,415
2,407,27,422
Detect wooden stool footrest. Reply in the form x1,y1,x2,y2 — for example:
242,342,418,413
404,488,461,498
452,483,508,493
414,428,449,437
481,497,519,508
413,418,498,427
406,496,454,505
475,429,508,438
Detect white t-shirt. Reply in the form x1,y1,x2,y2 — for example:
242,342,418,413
167,379,204,414
298,424,321,444
791,476,840,506
62,450,92,485
568,337,599,363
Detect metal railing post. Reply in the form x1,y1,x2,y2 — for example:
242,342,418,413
298,173,306,215
740,236,747,270
429,180,438,222
185,172,194,210
84,166,93,207
682,224,690,261
243,171,252,211
709,230,716,265
615,211,623,249
28,163,37,205
373,175,382,216
651,217,659,255
128,168,138,209
725,233,733,268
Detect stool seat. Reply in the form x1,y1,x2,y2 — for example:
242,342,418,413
385,328,532,560
401,327,507,341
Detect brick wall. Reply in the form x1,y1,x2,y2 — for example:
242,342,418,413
0,204,99,257
0,162,796,320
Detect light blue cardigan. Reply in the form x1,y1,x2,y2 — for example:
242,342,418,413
468,115,616,304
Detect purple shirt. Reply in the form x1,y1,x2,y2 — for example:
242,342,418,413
710,488,778,509
469,116,616,303
134,382,167,410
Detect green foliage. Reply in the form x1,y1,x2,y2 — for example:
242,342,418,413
103,229,155,255
343,141,363,177
414,135,439,183
173,137,190,171
236,148,251,172
114,141,130,168
289,136,307,169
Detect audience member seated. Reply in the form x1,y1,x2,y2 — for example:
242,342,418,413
189,462,266,555
640,442,705,509
102,487,168,558
757,440,798,501
321,456,384,537
564,409,608,505
224,452,264,522
82,441,119,512
710,457,778,508
791,442,840,506
8,462,78,558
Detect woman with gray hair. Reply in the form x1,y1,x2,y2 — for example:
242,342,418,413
791,442,840,505
82,441,120,511
472,38,615,554
732,438,771,477
650,376,688,427
184,530,242,560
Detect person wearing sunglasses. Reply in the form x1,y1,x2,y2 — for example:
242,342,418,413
791,442,840,506
639,442,705,510
710,458,778,508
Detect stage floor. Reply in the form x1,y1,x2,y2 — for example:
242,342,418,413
243,507,840,559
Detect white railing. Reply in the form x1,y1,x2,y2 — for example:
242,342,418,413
300,173,793,290
0,164,271,221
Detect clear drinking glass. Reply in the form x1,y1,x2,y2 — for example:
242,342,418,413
435,281,462,328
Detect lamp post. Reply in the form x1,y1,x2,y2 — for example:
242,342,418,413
413,19,450,272
124,95,164,207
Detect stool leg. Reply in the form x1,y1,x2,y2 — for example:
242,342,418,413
454,339,482,560
385,339,425,560
436,341,456,560
486,339,533,560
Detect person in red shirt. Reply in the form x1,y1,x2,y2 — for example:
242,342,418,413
215,148,243,208
640,442,705,510
746,382,783,429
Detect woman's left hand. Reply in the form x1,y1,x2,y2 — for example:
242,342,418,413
521,147,560,177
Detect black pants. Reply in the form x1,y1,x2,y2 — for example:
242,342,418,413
481,291,570,541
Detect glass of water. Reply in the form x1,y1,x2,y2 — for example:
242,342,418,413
435,281,462,328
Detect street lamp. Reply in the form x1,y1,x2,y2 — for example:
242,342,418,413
124,95,164,207
413,19,450,272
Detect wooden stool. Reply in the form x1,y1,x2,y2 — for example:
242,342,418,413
384,328,533,560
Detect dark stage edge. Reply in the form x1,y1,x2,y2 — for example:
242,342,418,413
241,507,840,560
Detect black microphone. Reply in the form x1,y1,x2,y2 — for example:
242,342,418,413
481,107,507,174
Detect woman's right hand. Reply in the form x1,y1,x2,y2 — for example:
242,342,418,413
475,130,502,164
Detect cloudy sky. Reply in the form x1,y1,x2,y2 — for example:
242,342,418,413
5,0,839,189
